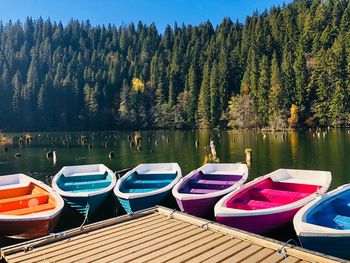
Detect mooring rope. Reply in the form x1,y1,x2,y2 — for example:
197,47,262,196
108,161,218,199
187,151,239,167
79,202,90,230
276,239,298,259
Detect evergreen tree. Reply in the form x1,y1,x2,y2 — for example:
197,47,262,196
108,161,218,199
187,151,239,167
257,55,270,126
293,44,308,121
329,36,347,126
210,61,220,127
198,63,211,128
269,52,287,129
186,64,198,125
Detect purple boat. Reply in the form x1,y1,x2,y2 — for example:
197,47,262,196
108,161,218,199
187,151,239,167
172,163,248,217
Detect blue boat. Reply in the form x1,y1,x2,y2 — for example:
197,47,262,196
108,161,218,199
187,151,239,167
114,163,182,214
294,183,350,260
52,164,116,217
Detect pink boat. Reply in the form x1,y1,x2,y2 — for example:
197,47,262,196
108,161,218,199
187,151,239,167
214,169,332,234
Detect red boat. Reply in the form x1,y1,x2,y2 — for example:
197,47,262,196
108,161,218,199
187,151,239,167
0,173,64,239
214,169,331,234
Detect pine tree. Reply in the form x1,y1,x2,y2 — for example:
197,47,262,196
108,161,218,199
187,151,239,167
269,52,286,129
198,63,211,128
210,61,220,127
11,71,22,114
257,55,270,126
186,64,198,125
217,48,229,113
329,36,347,126
293,44,308,121
281,48,295,106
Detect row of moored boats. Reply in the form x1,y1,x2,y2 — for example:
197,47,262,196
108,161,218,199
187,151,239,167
0,163,348,258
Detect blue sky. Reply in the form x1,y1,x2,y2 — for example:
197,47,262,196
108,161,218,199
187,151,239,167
0,0,293,32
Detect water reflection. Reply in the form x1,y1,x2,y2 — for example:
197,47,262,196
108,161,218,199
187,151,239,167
0,129,349,189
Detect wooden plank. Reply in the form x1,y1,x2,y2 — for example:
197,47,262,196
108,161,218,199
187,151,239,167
2,208,157,257
260,252,287,263
221,244,264,263
10,215,177,263
30,219,188,263
280,257,302,263
201,241,251,262
96,227,214,262
6,213,166,262
240,248,276,263
186,238,242,263
134,231,225,262
3,207,341,263
162,236,233,263
56,222,199,263
156,207,339,263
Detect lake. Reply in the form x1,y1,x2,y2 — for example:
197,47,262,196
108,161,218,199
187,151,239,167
0,129,349,244
1,129,349,188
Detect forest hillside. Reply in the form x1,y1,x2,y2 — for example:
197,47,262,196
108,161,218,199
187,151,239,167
0,0,349,130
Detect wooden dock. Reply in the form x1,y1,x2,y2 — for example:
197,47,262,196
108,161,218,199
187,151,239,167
0,206,344,263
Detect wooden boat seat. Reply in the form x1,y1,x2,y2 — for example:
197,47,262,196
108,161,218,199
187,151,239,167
188,179,231,191
131,179,173,184
127,188,159,193
191,179,233,186
180,188,218,194
0,193,49,213
60,180,111,191
131,173,177,180
250,188,308,204
1,203,55,215
125,180,172,189
232,199,282,210
0,184,33,199
61,173,108,182
247,200,282,210
199,174,242,181
333,215,350,230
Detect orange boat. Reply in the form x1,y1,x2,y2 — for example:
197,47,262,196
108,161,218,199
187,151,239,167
0,173,64,239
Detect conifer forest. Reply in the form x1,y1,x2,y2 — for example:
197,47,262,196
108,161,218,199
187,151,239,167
0,0,349,131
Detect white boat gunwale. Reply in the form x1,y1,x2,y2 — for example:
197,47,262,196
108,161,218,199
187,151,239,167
215,169,332,218
0,173,64,221
52,164,116,198
114,163,182,200
172,163,248,201
294,183,350,237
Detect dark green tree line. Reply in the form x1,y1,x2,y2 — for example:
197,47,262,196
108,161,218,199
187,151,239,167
0,0,349,130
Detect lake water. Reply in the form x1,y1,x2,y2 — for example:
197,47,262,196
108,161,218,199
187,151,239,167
1,129,349,187
0,129,349,245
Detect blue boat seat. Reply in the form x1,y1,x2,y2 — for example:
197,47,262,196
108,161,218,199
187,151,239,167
125,188,160,193
61,172,108,182
310,211,338,228
59,180,112,192
333,215,350,230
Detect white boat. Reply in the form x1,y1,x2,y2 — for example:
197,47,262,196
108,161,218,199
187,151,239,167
0,173,64,239
114,163,182,214
215,169,331,234
172,163,248,217
52,164,116,216
294,183,350,259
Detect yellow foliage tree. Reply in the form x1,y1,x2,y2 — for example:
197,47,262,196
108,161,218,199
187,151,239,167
132,77,145,92
288,104,298,128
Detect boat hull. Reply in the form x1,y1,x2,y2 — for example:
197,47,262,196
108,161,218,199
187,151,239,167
0,214,60,239
63,191,110,216
118,190,170,214
216,207,300,234
299,235,350,259
176,196,221,217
